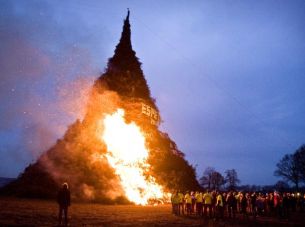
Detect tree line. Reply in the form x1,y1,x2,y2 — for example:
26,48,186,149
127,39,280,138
199,167,240,191
274,144,305,190
199,144,305,192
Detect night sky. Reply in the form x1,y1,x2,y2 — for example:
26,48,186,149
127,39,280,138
1,0,305,185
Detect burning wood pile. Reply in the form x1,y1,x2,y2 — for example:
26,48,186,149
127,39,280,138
1,10,200,204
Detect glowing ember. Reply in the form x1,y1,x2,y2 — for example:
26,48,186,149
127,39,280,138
101,109,165,205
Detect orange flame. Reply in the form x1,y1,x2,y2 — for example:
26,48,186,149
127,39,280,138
101,109,166,205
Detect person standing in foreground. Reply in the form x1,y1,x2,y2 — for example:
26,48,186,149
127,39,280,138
57,182,71,226
203,190,213,218
185,191,192,215
178,191,185,215
216,191,224,220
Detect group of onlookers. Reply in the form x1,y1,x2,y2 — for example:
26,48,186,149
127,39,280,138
171,190,305,220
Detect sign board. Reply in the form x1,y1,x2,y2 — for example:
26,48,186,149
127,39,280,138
141,103,160,126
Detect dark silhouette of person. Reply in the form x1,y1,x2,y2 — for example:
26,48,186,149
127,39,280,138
226,191,236,219
57,182,71,226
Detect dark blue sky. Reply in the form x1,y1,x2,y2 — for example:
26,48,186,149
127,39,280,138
1,0,305,185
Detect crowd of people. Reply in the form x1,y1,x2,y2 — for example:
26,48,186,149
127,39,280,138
171,190,305,220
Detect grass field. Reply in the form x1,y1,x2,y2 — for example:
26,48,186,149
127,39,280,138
0,197,304,227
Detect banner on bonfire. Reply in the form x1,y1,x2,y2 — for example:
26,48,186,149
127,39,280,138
141,103,160,126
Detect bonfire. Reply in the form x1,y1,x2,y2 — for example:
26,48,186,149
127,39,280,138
0,10,200,204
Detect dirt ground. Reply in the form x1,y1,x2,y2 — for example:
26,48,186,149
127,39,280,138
0,197,304,227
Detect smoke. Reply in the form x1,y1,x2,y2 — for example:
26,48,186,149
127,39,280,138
0,19,54,176
0,1,105,177
29,89,128,201
81,184,95,200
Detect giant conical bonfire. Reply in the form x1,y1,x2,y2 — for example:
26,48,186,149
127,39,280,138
1,11,200,204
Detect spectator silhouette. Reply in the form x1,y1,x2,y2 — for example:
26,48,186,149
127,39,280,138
57,182,71,226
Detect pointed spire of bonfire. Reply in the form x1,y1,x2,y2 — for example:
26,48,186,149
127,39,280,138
102,9,153,102
108,8,139,72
